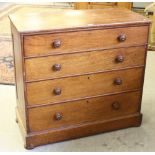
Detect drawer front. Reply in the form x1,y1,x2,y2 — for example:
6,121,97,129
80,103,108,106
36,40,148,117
28,91,141,132
26,67,143,106
24,26,148,57
25,46,145,81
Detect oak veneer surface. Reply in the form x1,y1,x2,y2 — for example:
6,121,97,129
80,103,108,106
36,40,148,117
25,46,145,81
9,8,151,149
26,113,142,149
24,26,148,57
74,2,132,10
26,67,143,106
11,23,27,130
28,91,141,132
9,8,150,33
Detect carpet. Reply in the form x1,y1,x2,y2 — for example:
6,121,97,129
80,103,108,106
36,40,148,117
0,3,73,85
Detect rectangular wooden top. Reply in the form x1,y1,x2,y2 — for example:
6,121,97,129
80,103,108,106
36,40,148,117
9,8,151,34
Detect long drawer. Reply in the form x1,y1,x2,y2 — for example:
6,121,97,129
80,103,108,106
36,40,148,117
25,46,146,81
28,91,141,132
24,26,148,57
26,67,143,106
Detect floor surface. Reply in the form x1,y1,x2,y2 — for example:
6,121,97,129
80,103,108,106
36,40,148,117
0,51,155,152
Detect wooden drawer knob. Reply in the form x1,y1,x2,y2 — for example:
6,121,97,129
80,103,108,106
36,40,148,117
53,40,61,48
53,88,61,95
53,64,61,71
117,34,126,42
115,55,124,63
112,102,120,110
114,78,122,85
54,112,62,120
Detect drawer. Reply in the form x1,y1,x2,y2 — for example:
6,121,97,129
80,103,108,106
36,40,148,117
89,3,117,9
26,67,143,106
25,46,146,81
28,91,141,132
24,26,148,57
89,2,116,5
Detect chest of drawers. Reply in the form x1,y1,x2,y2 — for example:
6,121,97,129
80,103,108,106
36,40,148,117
9,8,151,149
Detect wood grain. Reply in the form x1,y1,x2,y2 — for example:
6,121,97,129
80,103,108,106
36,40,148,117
28,91,141,132
9,8,150,149
9,8,150,33
25,113,142,149
25,46,146,81
24,26,148,57
26,67,143,106
75,2,132,10
10,22,27,130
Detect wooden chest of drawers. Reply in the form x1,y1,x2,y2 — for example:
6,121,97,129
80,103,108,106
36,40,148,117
9,8,151,149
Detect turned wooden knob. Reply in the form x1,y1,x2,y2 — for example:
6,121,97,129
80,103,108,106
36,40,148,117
112,102,120,110
53,88,61,95
54,112,62,120
114,78,122,85
52,40,61,48
117,34,126,42
115,55,124,63
53,64,61,71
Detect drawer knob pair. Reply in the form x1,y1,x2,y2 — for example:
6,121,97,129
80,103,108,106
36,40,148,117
53,79,122,95
54,112,63,120
117,34,126,42
115,55,124,63
52,40,61,48
112,102,120,110
114,78,122,85
52,35,125,47
53,64,61,71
